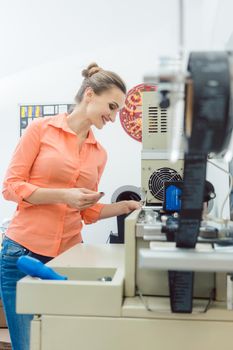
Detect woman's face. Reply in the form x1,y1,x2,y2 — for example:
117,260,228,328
84,86,126,129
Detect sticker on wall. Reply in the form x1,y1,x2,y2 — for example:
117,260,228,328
19,104,74,136
119,83,157,142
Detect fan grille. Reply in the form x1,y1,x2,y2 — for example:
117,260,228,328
148,167,182,201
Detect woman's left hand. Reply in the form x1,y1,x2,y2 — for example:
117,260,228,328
125,200,141,214
99,200,141,220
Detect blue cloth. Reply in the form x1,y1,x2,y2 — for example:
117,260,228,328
0,236,52,350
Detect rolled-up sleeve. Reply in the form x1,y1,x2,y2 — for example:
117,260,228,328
81,202,105,224
2,119,42,206
81,149,107,224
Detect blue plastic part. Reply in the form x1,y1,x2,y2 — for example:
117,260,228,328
165,185,182,211
17,256,67,280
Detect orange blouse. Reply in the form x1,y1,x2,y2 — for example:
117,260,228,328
2,113,107,257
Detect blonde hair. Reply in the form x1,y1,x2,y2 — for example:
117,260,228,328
75,63,126,103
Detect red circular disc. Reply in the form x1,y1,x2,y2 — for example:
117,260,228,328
119,83,157,142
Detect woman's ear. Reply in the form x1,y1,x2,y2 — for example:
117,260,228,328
84,87,94,102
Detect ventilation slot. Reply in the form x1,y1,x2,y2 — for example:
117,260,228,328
160,108,167,133
148,106,158,133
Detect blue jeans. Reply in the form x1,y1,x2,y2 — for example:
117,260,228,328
0,236,53,350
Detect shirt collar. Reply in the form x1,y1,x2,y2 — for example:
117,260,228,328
48,113,99,147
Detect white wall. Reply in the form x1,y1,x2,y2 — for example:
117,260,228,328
0,0,233,243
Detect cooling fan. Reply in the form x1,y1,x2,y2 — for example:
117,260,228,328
148,167,182,202
141,90,184,205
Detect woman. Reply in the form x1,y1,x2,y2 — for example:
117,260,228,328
0,63,140,350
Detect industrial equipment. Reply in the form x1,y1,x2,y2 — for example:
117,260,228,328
16,51,233,350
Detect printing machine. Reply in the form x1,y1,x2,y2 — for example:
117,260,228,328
17,51,233,350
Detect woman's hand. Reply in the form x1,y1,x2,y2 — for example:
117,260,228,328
24,187,104,208
99,200,141,219
124,200,141,214
63,188,104,210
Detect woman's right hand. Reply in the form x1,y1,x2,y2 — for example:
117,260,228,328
63,188,104,210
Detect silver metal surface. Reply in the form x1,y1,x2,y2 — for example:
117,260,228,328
139,246,233,272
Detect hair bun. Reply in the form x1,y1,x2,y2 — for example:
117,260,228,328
82,63,103,78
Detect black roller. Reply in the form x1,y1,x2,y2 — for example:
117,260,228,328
169,51,233,313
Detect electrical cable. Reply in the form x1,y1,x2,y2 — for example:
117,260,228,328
207,159,233,220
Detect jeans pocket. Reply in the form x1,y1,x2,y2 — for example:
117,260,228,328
1,237,28,259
